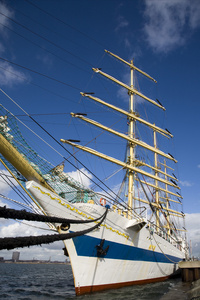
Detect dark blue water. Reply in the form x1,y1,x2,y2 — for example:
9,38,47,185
0,263,190,299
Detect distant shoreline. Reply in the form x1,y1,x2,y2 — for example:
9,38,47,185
1,260,69,265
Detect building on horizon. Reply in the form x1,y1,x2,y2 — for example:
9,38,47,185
12,251,20,262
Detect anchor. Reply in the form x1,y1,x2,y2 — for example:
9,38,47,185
96,239,109,257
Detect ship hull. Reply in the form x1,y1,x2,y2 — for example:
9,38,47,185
26,181,185,295
65,238,182,295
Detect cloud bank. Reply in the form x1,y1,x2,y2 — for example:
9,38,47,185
0,219,66,261
67,168,93,188
185,213,200,258
143,0,200,53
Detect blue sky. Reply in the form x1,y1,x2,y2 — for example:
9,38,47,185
0,0,200,260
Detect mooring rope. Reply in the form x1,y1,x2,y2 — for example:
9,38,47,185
0,207,108,250
152,233,179,264
0,205,106,224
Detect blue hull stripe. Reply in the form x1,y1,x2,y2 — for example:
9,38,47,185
72,235,181,264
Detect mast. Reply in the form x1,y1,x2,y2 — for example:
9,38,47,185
164,160,170,235
154,128,159,230
64,50,182,222
127,60,135,217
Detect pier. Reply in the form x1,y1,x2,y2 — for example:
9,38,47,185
178,260,200,282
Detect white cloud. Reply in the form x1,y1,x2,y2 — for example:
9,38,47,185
0,220,48,238
0,3,11,56
0,169,15,195
0,61,27,87
0,2,14,35
116,67,146,105
115,15,129,32
0,3,27,86
0,42,5,55
180,180,193,187
0,178,12,195
117,84,144,106
188,1,200,29
116,71,130,102
124,37,131,49
0,219,66,261
0,198,10,208
114,4,132,51
117,86,128,102
185,213,200,258
36,54,53,67
143,0,200,53
67,168,92,188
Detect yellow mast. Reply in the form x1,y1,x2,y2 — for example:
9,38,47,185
154,128,160,230
127,60,135,217
66,51,182,228
164,160,171,235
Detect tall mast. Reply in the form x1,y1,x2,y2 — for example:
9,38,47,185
164,160,170,235
66,50,182,224
127,60,135,217
154,128,160,230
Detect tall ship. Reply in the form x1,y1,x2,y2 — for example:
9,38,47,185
0,50,188,295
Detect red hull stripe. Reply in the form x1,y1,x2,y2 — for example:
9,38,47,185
75,275,170,295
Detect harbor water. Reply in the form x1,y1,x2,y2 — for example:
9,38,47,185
0,263,191,299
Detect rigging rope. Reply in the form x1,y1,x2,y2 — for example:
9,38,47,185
25,0,105,48
139,174,170,228
15,219,55,232
0,57,82,91
0,11,92,67
0,194,33,210
0,96,134,214
0,207,108,250
0,173,32,209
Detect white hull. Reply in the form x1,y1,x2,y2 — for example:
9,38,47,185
27,181,185,295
